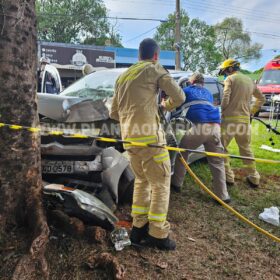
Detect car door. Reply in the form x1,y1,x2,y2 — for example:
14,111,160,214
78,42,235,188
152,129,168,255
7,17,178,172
40,64,62,94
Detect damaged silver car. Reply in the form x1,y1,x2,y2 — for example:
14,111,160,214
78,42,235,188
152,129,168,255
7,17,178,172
39,68,224,229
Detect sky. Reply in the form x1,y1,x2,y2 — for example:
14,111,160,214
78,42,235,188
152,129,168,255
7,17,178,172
103,0,280,71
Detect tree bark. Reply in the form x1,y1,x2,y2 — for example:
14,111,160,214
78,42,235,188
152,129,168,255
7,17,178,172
0,0,49,279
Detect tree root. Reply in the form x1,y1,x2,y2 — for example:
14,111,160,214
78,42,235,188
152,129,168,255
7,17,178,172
86,252,125,280
12,182,50,280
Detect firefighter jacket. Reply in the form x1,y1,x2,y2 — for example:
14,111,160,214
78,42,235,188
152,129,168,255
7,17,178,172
109,60,185,148
221,72,265,123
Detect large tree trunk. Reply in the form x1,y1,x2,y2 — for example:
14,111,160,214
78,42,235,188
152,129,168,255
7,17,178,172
0,1,49,279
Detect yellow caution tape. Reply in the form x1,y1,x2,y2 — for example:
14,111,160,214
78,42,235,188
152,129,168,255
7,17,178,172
1,121,279,242
179,154,280,243
48,131,64,136
1,122,280,164
28,127,41,133
9,125,23,130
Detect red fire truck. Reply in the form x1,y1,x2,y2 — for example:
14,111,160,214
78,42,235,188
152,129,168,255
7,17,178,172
257,58,280,113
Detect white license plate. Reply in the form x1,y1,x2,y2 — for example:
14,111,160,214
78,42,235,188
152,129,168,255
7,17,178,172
42,161,74,174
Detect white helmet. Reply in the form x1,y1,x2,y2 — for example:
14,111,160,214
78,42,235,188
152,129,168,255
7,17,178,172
82,64,94,75
40,57,50,64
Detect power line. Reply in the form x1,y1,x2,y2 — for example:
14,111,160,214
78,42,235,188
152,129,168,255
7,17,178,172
103,0,280,39
105,0,280,21
37,13,167,22
183,0,279,19
37,5,280,42
125,26,159,43
180,2,280,25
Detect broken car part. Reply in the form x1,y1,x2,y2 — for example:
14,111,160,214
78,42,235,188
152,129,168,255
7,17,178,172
43,184,118,230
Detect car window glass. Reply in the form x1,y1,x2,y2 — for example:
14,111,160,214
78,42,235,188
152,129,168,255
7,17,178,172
61,70,121,100
45,67,61,93
259,70,280,86
204,82,220,105
43,71,58,94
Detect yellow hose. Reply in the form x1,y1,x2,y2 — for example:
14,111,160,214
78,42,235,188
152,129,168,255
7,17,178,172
179,155,280,243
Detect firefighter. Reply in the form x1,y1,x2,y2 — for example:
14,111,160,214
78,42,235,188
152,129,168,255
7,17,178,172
82,63,94,76
171,73,231,203
110,38,185,250
218,59,265,187
38,57,57,94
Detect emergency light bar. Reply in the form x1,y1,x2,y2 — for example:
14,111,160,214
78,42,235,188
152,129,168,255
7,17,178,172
272,59,280,67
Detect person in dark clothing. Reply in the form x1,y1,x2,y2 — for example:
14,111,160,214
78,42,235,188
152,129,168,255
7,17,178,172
37,57,58,94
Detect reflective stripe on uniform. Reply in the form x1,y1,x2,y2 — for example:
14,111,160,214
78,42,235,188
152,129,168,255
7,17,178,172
223,116,250,123
124,135,157,148
148,212,167,222
117,61,151,84
153,151,169,163
132,205,149,215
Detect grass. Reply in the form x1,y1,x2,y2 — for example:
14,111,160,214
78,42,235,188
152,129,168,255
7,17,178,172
183,119,280,227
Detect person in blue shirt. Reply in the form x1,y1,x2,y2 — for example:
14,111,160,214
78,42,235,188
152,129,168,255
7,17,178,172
171,73,231,203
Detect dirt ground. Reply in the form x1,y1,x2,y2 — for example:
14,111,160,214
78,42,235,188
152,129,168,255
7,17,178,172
1,169,280,280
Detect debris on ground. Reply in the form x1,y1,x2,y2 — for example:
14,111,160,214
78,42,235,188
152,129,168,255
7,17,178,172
84,226,107,244
86,252,125,280
259,206,280,226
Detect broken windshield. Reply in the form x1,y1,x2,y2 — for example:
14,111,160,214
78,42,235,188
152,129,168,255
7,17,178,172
61,69,123,100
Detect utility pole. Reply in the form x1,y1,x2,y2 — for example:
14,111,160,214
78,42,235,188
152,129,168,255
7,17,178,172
175,0,181,70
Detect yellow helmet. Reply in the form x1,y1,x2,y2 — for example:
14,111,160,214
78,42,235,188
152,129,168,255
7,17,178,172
218,58,240,75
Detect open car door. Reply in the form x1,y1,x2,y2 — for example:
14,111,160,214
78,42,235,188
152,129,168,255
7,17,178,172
39,64,62,94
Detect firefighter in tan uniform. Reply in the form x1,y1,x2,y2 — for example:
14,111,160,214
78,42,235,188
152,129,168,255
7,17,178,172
110,38,185,250
219,59,265,187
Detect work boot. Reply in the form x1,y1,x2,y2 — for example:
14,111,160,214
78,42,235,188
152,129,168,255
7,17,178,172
171,183,181,193
130,223,149,245
246,177,259,188
213,197,231,205
223,198,231,204
144,234,176,251
226,181,235,187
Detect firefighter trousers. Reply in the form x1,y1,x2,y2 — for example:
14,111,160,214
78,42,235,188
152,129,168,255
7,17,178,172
172,123,230,201
221,122,260,185
127,147,171,239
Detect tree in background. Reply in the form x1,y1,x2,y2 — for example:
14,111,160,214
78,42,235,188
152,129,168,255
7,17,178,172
0,0,49,279
214,17,262,61
36,0,122,46
154,10,222,73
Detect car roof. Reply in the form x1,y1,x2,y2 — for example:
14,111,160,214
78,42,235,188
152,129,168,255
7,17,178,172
99,68,218,82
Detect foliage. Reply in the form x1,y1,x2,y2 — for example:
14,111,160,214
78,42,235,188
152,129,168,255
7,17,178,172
254,67,264,74
36,0,122,46
214,17,262,61
240,69,251,74
154,10,222,73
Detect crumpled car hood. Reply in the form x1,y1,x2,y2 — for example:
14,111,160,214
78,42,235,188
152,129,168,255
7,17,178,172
38,92,110,122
